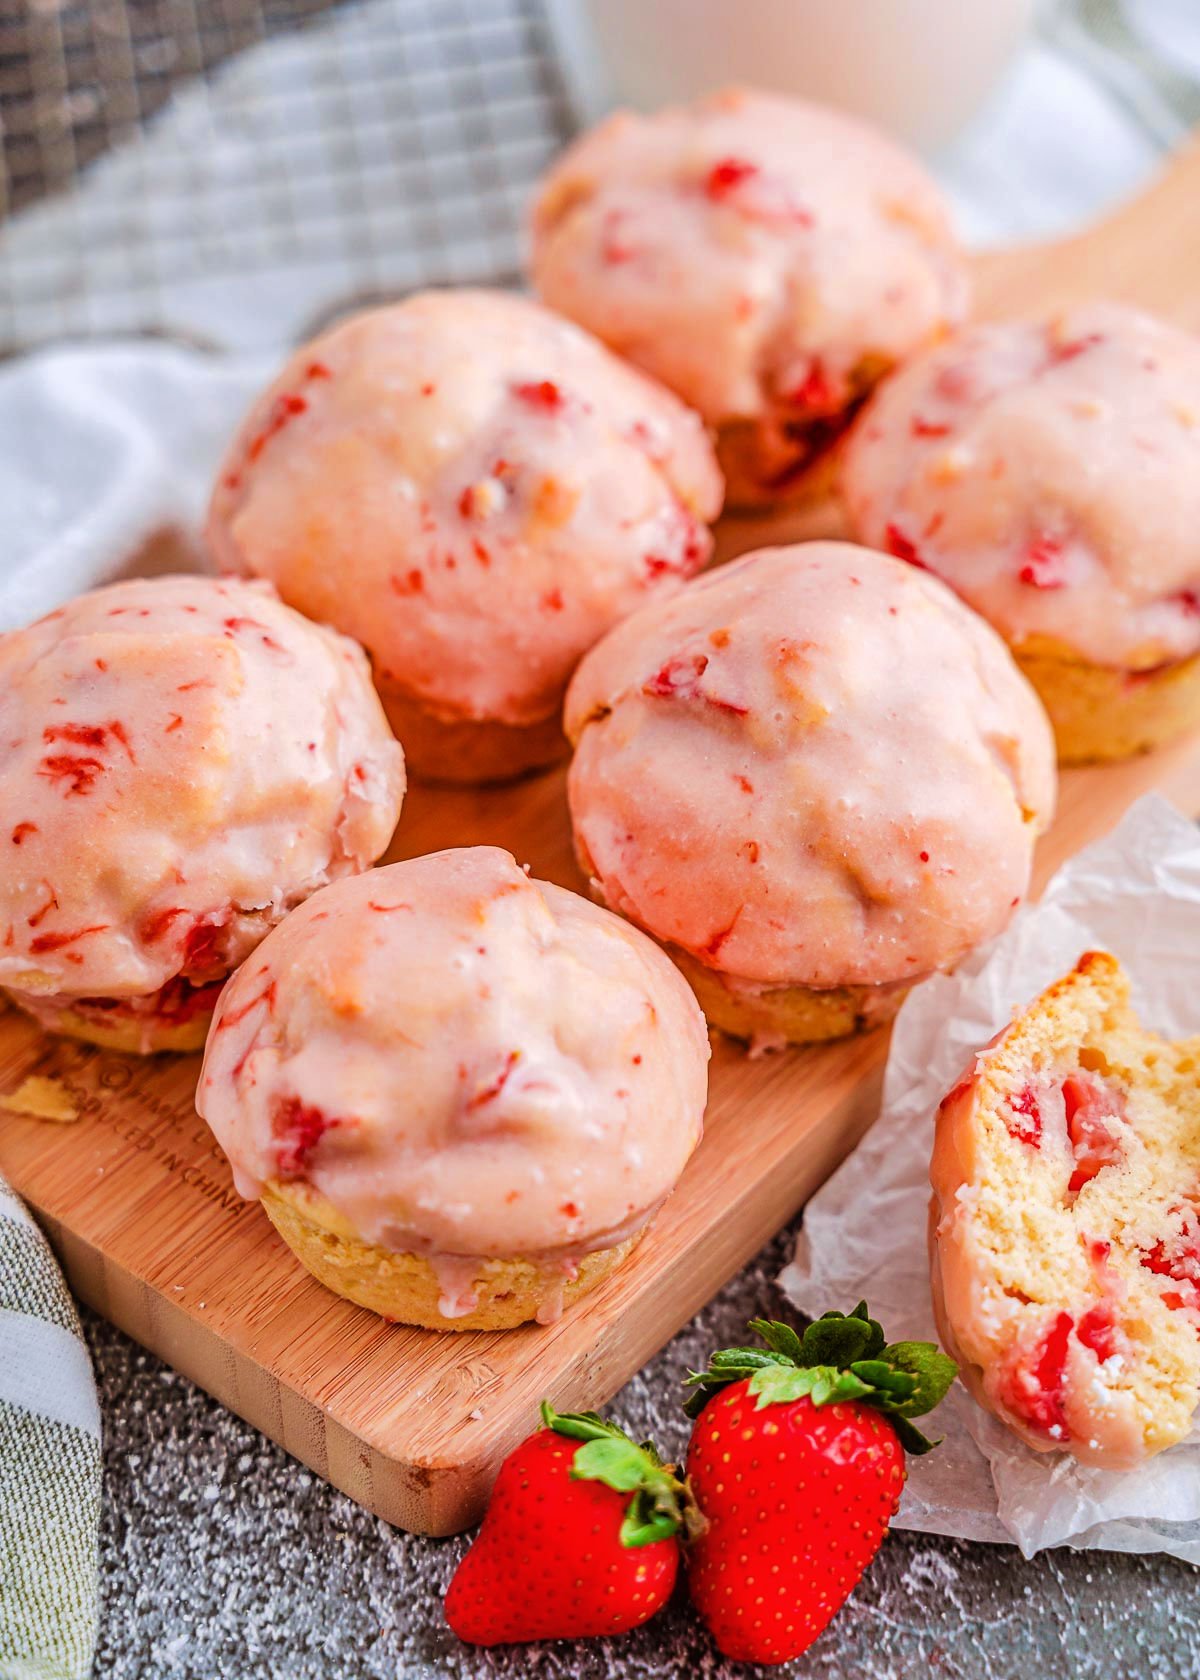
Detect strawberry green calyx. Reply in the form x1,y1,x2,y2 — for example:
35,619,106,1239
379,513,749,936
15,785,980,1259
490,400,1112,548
682,1303,958,1455
540,1402,687,1546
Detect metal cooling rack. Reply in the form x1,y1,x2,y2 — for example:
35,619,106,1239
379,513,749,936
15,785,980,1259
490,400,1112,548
0,0,575,353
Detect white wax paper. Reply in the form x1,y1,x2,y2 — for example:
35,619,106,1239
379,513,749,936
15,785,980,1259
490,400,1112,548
781,794,1200,1562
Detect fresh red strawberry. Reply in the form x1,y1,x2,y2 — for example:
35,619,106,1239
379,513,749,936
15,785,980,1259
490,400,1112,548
445,1403,686,1646
682,1304,957,1665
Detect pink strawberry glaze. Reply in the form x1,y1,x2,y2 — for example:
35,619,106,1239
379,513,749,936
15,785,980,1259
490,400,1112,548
197,847,709,1261
0,574,404,1007
206,290,722,731
843,303,1200,668
565,542,1055,990
531,86,967,437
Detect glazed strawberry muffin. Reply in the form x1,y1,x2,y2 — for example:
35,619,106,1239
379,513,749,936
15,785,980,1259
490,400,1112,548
931,951,1200,1468
564,542,1055,1048
0,575,404,1053
197,846,709,1330
842,303,1200,763
206,289,723,783
530,86,967,509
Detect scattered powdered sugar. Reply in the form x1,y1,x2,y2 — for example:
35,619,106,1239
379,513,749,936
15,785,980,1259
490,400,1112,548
781,795,1200,1562
85,1227,1200,1679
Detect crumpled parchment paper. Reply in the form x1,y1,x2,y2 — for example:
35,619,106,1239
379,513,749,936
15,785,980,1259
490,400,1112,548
780,794,1200,1563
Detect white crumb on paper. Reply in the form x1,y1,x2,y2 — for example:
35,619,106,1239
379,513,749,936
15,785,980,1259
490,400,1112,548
780,794,1200,1563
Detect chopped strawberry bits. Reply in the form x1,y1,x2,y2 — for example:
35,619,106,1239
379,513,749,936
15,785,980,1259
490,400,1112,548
36,719,135,797
643,506,707,583
272,1095,338,1177
1140,1221,1200,1313
247,393,308,463
1018,537,1067,590
883,523,928,571
784,360,840,411
1005,1311,1072,1440
1075,1301,1120,1363
37,755,106,796
29,924,108,955
512,379,564,412
644,652,709,700
1045,330,1104,368
1005,1299,1128,1445
466,1050,520,1112
1062,1071,1125,1194
1005,1083,1042,1147
704,156,758,198
182,914,230,977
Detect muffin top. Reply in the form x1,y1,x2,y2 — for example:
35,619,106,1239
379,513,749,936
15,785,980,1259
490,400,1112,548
207,288,723,728
566,542,1056,991
531,86,967,429
198,847,709,1259
842,303,1200,668
0,574,404,1001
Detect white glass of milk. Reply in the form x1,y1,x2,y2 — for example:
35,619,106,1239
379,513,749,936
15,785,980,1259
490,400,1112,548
548,0,1037,153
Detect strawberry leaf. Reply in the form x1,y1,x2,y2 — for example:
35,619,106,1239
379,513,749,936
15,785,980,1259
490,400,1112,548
889,1415,942,1457
543,1402,688,1547
746,1318,804,1362
572,1437,658,1492
879,1342,959,1419
748,1364,874,1409
540,1403,630,1445
682,1305,958,1440
799,1309,882,1369
849,1359,919,1401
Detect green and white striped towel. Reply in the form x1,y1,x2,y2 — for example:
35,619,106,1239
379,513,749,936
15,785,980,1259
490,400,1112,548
0,1177,100,1680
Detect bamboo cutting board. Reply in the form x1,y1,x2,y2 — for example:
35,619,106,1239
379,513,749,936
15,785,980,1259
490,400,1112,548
4,141,1200,1537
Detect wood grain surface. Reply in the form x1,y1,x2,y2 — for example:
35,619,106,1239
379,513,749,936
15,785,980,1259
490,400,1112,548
3,144,1200,1536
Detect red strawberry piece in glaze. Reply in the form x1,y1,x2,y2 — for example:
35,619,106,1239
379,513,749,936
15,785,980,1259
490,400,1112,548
1018,536,1068,589
1062,1071,1125,1194
445,1404,684,1646
784,359,839,412
512,379,564,412
705,156,758,198
682,1306,956,1666
884,523,929,571
272,1094,338,1178
643,652,748,715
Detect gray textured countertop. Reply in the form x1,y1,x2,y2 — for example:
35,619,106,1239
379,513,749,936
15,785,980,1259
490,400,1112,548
88,1221,1197,1679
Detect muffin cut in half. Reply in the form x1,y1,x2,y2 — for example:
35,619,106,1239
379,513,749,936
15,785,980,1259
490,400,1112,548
197,847,709,1330
931,950,1200,1468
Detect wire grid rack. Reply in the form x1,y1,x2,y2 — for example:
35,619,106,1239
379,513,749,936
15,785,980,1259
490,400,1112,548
0,0,576,353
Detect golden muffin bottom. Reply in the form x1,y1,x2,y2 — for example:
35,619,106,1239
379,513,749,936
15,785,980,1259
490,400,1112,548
3,988,215,1055
378,686,568,786
667,946,909,1048
261,1179,644,1331
1016,645,1200,766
